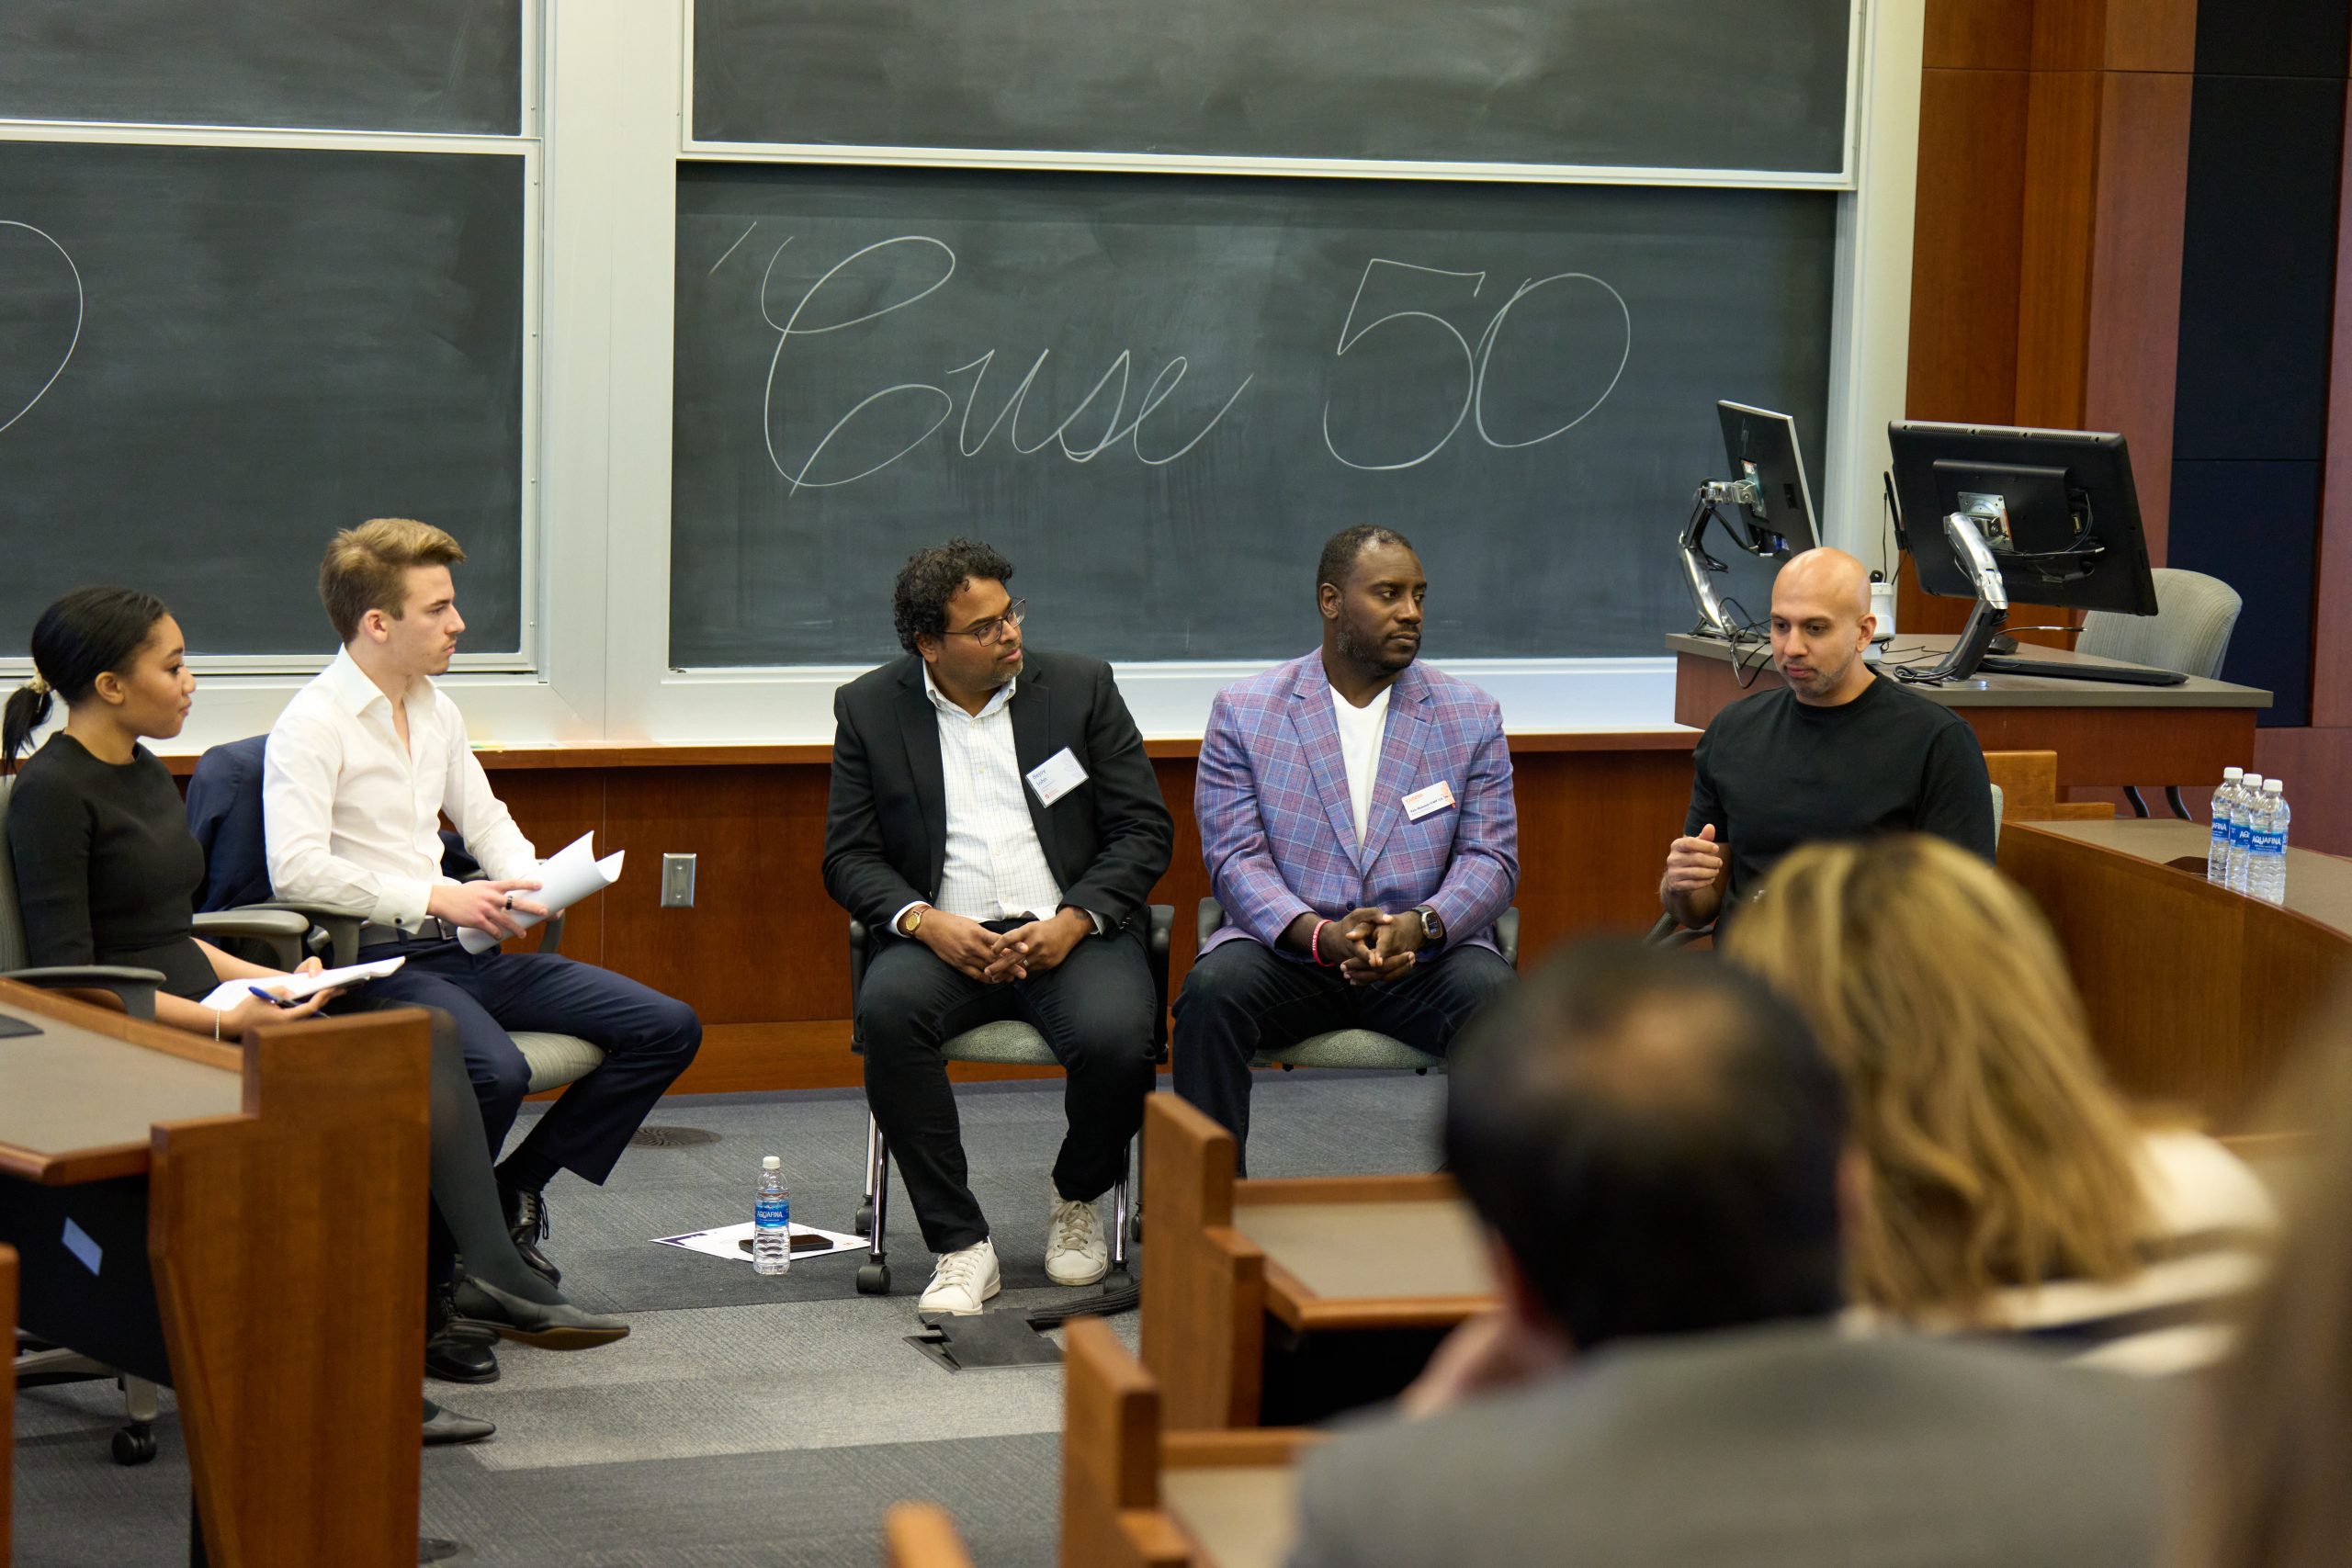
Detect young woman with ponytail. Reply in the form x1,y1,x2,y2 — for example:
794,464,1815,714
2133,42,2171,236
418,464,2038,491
5,587,626,1448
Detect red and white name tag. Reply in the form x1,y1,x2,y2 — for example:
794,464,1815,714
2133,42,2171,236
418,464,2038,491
1402,781,1456,820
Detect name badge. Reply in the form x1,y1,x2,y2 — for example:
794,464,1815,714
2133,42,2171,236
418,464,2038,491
1402,781,1456,821
1026,747,1090,807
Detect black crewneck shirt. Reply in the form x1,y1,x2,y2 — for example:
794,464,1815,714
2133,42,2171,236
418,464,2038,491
1686,674,1997,917
7,732,215,1000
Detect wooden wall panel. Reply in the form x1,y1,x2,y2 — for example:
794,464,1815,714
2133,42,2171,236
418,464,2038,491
2314,79,2352,728
2015,68,2103,428
2082,69,2194,563
1927,0,2033,69
1907,68,2030,423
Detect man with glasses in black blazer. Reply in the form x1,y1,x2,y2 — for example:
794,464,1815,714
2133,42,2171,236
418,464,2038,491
822,538,1173,1314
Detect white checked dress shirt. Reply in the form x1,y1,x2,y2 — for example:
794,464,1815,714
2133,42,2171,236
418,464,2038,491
891,667,1103,938
263,646,537,928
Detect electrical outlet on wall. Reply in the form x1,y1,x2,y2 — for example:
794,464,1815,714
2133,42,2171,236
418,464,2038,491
660,853,696,908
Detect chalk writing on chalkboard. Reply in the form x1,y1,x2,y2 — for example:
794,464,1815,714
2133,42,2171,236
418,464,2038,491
0,220,83,440
725,234,1633,499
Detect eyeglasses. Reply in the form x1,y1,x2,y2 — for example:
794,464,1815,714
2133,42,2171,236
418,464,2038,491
941,599,1026,646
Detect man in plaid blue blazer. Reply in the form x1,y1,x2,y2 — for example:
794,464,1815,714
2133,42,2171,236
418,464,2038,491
1173,526,1518,1168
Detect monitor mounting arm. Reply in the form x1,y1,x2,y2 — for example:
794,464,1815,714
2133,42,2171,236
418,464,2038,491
1678,479,1761,637
1895,511,2009,684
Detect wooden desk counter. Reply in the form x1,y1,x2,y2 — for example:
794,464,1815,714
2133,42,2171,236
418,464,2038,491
1997,821,2352,1129
1232,1183,1494,1331
0,982,431,1568
1162,1465,1302,1568
1670,633,2267,796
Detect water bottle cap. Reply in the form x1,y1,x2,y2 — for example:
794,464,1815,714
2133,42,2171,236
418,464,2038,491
762,1156,781,1170
2266,778,2282,794
2223,767,2244,780
2244,774,2263,788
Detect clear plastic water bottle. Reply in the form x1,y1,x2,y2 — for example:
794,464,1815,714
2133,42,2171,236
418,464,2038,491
2250,779,2290,906
2208,767,2244,884
753,1155,791,1275
2229,773,2265,894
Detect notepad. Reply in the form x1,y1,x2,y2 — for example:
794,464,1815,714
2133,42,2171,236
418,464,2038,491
198,955,406,1013
458,831,626,953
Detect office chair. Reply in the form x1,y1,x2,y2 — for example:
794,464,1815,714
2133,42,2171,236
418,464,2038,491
2075,569,2243,818
0,772,306,1466
847,905,1174,1298
185,735,607,1095
1645,782,2006,946
1193,899,1521,1075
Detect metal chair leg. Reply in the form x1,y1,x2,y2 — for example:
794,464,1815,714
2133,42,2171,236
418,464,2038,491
856,1127,892,1294
2124,785,2151,818
2165,784,2192,821
1110,1143,1133,1272
855,1114,878,1235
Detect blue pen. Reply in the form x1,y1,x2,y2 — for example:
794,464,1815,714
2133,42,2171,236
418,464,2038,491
248,985,300,1008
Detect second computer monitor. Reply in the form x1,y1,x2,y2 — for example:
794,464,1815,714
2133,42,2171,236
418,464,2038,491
1887,421,2158,617
1717,400,1822,558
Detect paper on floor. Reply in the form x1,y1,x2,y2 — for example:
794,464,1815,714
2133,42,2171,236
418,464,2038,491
652,1219,866,1263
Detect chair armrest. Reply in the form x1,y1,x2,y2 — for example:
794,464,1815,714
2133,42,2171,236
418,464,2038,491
848,917,872,1010
1144,904,1173,1056
3,965,168,1021
1645,910,1714,947
1195,897,1227,948
240,903,364,965
192,908,313,970
1494,907,1520,969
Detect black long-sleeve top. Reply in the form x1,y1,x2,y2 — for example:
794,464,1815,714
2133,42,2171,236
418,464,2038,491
6,733,216,1000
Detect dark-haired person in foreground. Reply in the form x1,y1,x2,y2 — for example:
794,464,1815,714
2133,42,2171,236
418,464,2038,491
1173,526,1516,1168
3,588,622,1447
1660,547,1994,936
1286,942,2170,1568
264,519,702,1291
822,539,1172,1314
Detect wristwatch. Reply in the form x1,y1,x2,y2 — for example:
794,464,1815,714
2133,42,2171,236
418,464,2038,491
898,905,929,937
1412,905,1444,948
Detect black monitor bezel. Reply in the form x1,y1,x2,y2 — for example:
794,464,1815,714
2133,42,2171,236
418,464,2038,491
1887,421,2159,617
1717,400,1821,559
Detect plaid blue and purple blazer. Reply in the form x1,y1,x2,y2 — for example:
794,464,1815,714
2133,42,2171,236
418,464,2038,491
1196,652,1518,959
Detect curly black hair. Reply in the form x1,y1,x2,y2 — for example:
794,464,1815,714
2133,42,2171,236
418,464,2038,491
891,538,1015,653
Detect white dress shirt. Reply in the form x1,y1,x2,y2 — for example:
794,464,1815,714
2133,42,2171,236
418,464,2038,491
891,667,1099,938
263,646,537,927
1330,684,1392,849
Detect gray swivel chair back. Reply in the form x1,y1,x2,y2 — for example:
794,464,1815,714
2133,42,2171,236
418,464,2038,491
0,772,171,1015
1195,899,1521,1073
2075,568,2244,817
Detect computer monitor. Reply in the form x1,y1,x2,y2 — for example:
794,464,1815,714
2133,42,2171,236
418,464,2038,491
1717,401,1821,558
1679,402,1822,637
1887,421,2158,616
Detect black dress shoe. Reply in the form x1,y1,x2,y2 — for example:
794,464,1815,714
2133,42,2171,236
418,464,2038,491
422,1399,494,1446
451,1273,630,1349
426,1271,501,1383
500,1182,562,1287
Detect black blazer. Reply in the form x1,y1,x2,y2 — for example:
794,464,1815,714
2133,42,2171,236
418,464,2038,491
821,649,1174,935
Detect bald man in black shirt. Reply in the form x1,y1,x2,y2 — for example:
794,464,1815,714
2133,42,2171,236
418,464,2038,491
1660,548,1996,932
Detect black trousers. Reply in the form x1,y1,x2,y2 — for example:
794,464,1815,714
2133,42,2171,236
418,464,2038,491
857,919,1158,1254
1171,939,1513,1174
343,937,703,1187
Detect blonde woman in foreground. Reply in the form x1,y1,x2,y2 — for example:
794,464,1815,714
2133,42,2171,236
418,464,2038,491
1724,833,2275,1371
2173,984,2352,1568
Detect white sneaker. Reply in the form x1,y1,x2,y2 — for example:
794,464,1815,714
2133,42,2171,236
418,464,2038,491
1045,1195,1110,1287
918,1238,1001,1315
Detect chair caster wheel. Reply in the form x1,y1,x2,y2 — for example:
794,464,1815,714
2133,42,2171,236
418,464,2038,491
1128,1213,1143,1244
855,1263,891,1295
854,1202,874,1237
112,1423,157,1466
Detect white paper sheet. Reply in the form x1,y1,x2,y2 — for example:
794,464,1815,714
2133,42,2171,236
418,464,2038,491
198,954,406,1013
458,830,626,953
650,1220,865,1264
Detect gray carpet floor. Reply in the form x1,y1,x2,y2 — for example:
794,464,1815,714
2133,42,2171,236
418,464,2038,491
12,1071,1447,1567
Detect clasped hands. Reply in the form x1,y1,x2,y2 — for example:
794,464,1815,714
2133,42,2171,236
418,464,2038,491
1314,906,1425,984
918,906,1093,984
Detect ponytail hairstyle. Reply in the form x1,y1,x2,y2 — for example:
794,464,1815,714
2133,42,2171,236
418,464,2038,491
4,587,172,773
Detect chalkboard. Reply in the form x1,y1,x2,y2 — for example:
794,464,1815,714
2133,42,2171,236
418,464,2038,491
691,0,1851,175
0,0,520,135
0,141,526,657
670,164,1834,667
